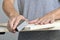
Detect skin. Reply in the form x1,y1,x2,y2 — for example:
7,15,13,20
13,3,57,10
3,0,26,33
29,8,60,25
3,0,60,33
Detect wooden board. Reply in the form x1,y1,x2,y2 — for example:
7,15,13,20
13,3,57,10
0,20,60,32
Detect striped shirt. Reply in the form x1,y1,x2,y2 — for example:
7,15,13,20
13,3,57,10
17,0,60,40
17,0,60,20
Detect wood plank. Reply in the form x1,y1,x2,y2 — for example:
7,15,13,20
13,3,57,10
0,20,60,32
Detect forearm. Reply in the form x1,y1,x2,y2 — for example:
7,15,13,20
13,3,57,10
3,0,19,18
53,8,60,20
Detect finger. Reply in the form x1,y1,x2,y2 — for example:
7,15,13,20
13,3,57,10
13,16,26,32
13,16,26,31
50,19,55,23
39,19,46,25
35,18,44,25
37,19,47,25
7,22,13,32
9,18,16,29
43,19,51,24
20,15,26,20
8,18,16,33
29,19,38,24
13,18,22,31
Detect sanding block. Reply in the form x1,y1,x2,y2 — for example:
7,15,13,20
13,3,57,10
15,20,29,32
16,20,55,32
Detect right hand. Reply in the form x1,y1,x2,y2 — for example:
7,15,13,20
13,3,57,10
7,15,27,33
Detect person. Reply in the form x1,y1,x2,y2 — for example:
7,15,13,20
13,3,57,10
3,0,60,40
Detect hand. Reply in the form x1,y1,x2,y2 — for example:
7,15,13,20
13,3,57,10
7,15,27,33
29,13,56,25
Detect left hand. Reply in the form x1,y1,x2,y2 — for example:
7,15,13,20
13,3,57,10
29,13,56,25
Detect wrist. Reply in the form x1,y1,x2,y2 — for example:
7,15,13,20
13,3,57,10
9,13,20,18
